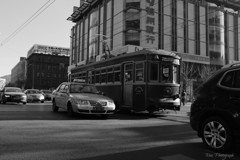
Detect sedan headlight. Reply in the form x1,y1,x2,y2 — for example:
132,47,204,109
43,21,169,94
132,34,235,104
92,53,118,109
40,95,45,100
75,99,90,105
79,100,89,105
4,95,10,98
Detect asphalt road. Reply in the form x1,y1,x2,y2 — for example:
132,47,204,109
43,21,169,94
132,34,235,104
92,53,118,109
0,102,239,160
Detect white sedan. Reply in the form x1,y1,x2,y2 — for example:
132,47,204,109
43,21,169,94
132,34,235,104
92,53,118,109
52,82,115,119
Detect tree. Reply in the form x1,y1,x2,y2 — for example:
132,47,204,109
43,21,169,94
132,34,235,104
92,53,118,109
197,64,218,82
181,62,197,89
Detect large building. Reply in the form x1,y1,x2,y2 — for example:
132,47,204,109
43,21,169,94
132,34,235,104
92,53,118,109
11,57,27,88
67,0,240,97
25,44,70,90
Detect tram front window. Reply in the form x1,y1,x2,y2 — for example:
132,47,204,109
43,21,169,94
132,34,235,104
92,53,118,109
162,64,171,83
173,65,180,84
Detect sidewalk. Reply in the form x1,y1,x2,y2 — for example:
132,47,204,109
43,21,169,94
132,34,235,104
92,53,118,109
159,102,191,117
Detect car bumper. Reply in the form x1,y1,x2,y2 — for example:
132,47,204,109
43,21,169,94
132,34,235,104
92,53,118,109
4,97,27,103
28,98,44,102
76,105,115,114
77,109,115,114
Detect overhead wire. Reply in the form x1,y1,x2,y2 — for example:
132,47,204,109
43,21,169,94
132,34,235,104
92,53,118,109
0,0,56,47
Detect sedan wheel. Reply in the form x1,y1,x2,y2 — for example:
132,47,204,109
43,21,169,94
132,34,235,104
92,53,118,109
201,117,232,152
52,100,59,112
67,104,74,117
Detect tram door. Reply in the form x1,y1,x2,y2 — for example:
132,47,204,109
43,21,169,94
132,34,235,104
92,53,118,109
123,63,133,107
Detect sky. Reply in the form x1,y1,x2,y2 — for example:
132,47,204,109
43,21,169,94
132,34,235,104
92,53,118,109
0,0,80,77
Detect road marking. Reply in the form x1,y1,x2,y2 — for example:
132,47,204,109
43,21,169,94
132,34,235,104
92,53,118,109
160,154,195,160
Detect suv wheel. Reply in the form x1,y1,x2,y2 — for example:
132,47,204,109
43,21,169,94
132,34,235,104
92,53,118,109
201,117,232,152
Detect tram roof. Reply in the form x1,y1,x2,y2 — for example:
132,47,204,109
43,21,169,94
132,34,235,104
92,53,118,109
72,49,181,71
113,49,181,61
140,49,181,59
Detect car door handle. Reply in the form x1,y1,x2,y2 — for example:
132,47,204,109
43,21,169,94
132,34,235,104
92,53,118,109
229,96,240,101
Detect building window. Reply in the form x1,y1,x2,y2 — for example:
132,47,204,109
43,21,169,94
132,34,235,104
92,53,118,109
99,5,105,55
83,17,88,62
79,21,83,61
199,6,206,56
125,30,140,45
188,3,196,54
228,14,235,62
125,0,140,46
208,7,225,65
176,0,185,53
163,0,172,51
89,9,99,61
106,0,112,50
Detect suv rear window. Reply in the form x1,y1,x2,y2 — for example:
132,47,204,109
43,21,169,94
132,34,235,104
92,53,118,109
220,71,234,87
234,70,240,88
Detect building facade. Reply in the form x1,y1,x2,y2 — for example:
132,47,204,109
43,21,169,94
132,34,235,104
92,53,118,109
11,57,26,89
67,0,240,97
25,44,70,90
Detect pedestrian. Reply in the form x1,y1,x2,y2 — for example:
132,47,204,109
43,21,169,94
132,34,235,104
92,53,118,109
181,90,187,106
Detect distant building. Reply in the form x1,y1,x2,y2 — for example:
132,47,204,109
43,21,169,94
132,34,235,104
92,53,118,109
11,57,27,88
25,44,70,90
0,75,11,86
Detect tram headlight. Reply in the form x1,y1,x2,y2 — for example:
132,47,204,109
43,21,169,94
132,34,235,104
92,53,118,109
164,87,172,95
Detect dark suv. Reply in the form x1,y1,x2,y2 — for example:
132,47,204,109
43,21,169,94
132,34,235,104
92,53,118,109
190,63,240,153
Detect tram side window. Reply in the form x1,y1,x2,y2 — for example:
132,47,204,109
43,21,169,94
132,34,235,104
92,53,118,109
149,63,158,81
107,68,113,83
87,71,95,84
95,70,100,83
101,69,107,83
91,71,95,84
173,65,180,84
136,62,144,81
114,66,121,82
162,64,171,83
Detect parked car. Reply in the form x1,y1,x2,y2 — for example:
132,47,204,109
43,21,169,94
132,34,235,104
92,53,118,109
190,63,240,152
0,87,27,104
41,90,52,101
52,81,115,119
24,89,45,103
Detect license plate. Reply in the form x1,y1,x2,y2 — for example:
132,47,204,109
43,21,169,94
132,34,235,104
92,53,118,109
94,106,103,111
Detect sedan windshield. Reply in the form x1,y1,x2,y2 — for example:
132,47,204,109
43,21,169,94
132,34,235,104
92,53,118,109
70,84,98,94
28,90,42,94
5,88,22,93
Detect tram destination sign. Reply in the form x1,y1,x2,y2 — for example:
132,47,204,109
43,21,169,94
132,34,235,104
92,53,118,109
204,0,240,10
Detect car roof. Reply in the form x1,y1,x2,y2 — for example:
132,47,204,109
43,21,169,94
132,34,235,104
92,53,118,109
62,82,93,86
5,87,21,89
25,89,40,91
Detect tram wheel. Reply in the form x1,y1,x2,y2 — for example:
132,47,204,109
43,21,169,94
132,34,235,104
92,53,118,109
147,106,156,114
